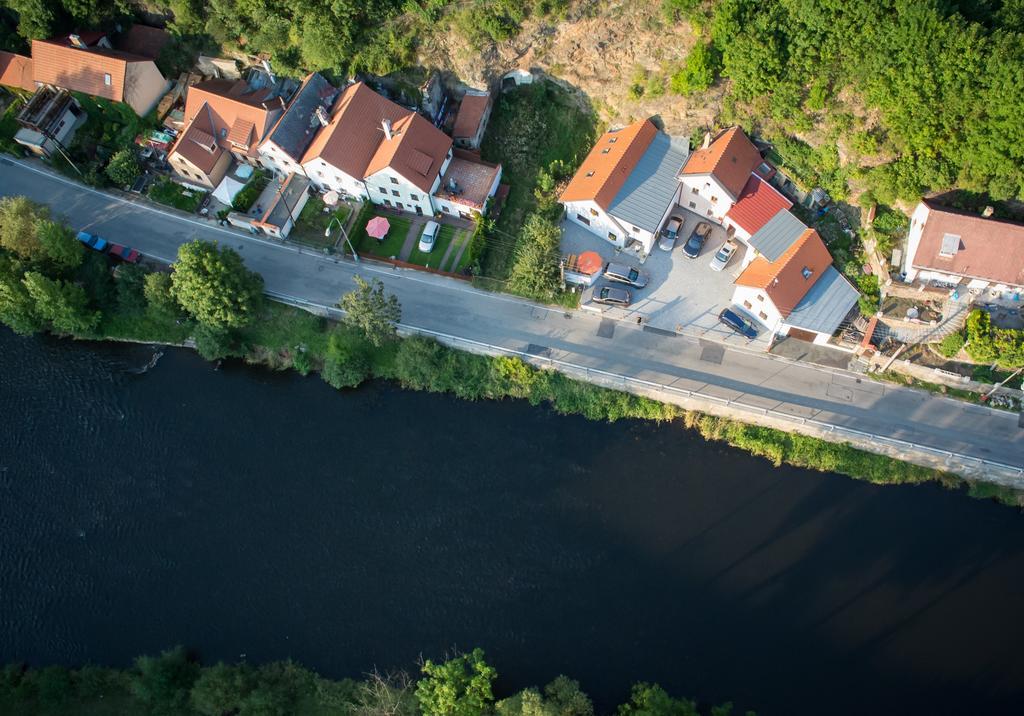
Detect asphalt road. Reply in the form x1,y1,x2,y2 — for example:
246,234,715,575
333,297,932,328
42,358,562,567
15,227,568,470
2,157,1021,470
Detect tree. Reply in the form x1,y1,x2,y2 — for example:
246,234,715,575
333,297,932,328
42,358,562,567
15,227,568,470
617,683,697,716
170,240,263,329
415,649,496,716
339,275,401,347
36,219,84,270
114,263,149,314
106,148,141,188
0,265,43,335
670,43,718,94
507,213,561,298
321,328,372,389
190,662,255,716
22,271,99,334
5,0,57,41
193,323,239,361
351,669,418,716
130,646,200,714
0,196,45,259
144,272,182,321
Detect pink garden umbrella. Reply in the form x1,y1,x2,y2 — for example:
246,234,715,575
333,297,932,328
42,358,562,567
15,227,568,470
366,216,391,240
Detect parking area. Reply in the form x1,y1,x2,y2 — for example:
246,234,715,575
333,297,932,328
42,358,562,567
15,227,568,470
562,210,770,347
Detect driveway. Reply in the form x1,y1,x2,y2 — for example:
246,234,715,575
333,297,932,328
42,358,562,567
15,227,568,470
562,210,767,347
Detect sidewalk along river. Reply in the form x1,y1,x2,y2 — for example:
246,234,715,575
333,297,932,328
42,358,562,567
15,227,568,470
2,327,1024,715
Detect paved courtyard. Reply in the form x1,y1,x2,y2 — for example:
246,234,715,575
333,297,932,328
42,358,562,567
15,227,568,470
562,210,769,347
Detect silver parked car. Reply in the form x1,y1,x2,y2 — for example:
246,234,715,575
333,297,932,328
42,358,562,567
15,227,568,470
592,285,632,307
603,262,649,288
658,216,683,251
709,240,738,271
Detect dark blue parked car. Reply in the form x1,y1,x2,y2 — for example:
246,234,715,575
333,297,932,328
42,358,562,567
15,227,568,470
718,308,758,339
76,231,108,253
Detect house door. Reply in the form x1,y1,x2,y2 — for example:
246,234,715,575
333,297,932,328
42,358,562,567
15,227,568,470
787,328,819,343
396,202,404,211
415,206,423,215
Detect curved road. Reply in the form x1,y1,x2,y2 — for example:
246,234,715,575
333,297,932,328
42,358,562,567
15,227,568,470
1,158,1021,473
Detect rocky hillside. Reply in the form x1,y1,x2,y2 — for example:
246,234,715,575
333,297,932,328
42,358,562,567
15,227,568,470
419,1,723,137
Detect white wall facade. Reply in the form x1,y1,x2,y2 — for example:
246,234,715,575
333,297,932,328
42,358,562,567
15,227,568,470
679,174,733,223
563,199,630,248
365,166,435,216
732,285,783,333
901,201,932,281
259,140,306,179
301,157,370,200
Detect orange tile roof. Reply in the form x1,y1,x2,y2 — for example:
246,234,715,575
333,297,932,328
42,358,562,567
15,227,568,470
452,93,490,139
226,117,255,148
170,108,224,174
172,80,280,163
680,126,763,198
724,175,792,236
560,119,657,209
304,82,451,193
31,38,150,102
0,51,35,91
735,228,833,316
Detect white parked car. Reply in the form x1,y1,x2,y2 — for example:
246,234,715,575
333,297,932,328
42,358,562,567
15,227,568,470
418,220,440,253
709,240,738,271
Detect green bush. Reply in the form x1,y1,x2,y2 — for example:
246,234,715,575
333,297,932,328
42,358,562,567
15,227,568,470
231,171,268,212
936,331,966,358
670,43,718,95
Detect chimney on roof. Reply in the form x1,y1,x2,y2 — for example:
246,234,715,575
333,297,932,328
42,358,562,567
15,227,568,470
382,118,393,141
69,33,86,49
702,132,712,149
982,205,995,218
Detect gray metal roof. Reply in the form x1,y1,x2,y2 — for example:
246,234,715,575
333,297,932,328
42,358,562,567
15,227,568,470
748,209,806,262
267,73,339,161
783,266,859,336
606,133,689,233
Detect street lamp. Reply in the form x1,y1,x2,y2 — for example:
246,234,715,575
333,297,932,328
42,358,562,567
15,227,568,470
325,214,358,263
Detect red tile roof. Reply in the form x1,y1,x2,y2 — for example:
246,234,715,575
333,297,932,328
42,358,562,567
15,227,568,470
680,126,763,198
452,93,490,139
725,175,792,236
911,202,1024,287
736,228,833,316
0,51,35,91
170,79,281,165
31,38,151,102
560,119,657,209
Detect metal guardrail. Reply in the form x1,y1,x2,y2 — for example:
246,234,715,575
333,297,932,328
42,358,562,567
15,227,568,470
267,290,1024,481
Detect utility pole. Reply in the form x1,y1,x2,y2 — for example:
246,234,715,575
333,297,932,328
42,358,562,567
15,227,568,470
981,366,1023,402
325,214,358,263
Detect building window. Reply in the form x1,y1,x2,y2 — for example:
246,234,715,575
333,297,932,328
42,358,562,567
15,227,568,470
801,266,813,279
442,206,450,213
103,73,111,86
410,194,418,201
317,170,323,177
608,137,617,143
706,209,713,216
756,294,764,301
378,187,387,194
688,201,696,209
711,196,718,203
586,171,594,177
743,300,752,309
631,226,639,233
589,208,598,216
601,148,610,154
759,311,768,320
392,189,400,197
220,128,227,138
608,232,617,242
576,214,590,226
691,187,698,194
390,177,398,185
384,199,392,206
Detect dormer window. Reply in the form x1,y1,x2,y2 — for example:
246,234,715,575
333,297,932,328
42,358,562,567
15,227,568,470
801,267,813,279
586,171,594,177
601,148,611,154
608,137,617,143
103,73,111,86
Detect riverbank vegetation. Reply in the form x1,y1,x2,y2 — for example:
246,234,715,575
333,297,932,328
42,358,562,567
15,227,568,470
1,199,1019,507
0,647,749,716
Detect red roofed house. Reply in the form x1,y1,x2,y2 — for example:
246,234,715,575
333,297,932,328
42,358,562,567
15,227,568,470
678,126,765,223
301,81,492,218
168,72,290,189
560,118,691,255
31,33,169,116
451,91,492,150
902,201,1024,295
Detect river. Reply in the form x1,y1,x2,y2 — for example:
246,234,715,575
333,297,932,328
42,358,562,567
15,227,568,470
2,328,1024,715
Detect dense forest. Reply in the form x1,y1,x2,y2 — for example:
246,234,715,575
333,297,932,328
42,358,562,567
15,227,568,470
0,647,753,716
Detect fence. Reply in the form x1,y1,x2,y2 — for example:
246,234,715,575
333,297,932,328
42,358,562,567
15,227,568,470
266,289,1024,486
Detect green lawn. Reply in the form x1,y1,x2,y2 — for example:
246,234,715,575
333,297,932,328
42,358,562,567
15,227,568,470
407,224,457,268
352,213,412,259
448,228,475,273
240,301,330,359
479,81,599,279
148,178,205,212
289,199,352,250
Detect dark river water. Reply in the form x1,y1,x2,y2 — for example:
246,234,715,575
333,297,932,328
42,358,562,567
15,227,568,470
2,328,1024,715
